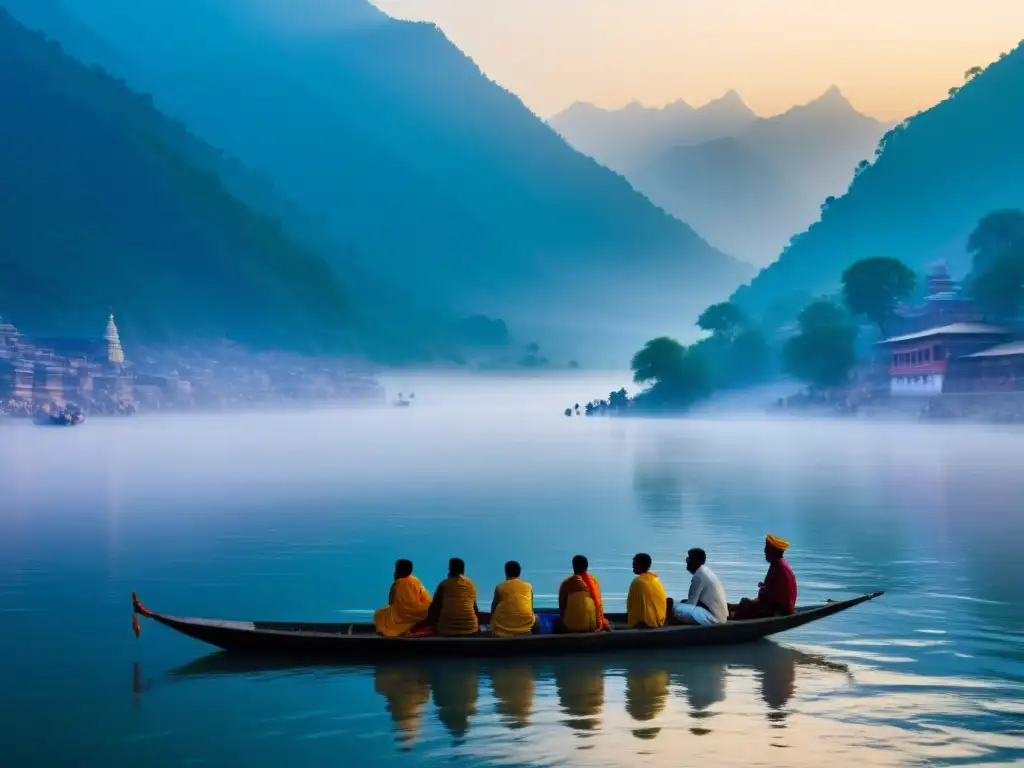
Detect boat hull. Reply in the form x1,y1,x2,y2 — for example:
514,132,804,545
137,592,883,661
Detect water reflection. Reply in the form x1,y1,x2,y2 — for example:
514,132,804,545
373,665,430,749
490,664,535,729
167,641,848,747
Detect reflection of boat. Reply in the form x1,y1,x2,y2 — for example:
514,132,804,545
166,641,850,742
132,591,883,659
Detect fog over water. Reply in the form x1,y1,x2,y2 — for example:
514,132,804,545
1,373,1022,766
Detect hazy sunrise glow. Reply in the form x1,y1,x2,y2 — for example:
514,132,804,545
373,0,1024,119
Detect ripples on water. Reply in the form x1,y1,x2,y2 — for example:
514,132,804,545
1,374,1023,766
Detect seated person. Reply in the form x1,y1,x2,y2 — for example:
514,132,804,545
557,554,611,632
729,534,798,620
626,552,667,628
490,560,537,636
424,557,480,636
671,548,728,626
373,558,431,637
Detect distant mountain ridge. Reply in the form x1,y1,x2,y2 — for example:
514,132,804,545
731,43,1024,317
549,89,759,172
552,87,889,266
9,0,752,360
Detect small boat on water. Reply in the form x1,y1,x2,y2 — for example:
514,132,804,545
33,407,85,426
131,590,883,661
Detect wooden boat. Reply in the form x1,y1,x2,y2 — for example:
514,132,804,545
131,590,883,661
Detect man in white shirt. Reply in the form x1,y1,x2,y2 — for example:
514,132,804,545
673,548,729,625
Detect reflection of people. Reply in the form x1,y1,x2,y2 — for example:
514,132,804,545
374,559,431,637
491,561,536,636
490,664,535,729
624,666,670,739
374,665,431,749
553,659,606,733
557,554,611,632
730,534,798,620
627,553,668,628
431,662,480,741
424,558,480,636
671,548,729,626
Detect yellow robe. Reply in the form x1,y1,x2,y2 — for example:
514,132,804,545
374,575,431,637
560,574,602,632
627,572,667,628
437,575,479,636
492,578,535,636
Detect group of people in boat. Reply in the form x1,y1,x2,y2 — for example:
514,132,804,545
373,533,798,637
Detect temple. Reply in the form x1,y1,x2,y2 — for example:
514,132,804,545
879,263,1024,399
0,312,133,413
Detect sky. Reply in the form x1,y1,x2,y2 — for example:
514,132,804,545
372,0,1024,120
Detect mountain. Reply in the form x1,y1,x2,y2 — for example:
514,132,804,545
629,87,888,265
630,137,803,266
731,44,1024,318
548,90,758,173
10,0,751,359
0,9,360,352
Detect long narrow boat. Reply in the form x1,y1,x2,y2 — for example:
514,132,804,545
131,590,883,660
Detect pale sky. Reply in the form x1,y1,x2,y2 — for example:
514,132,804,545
372,0,1024,120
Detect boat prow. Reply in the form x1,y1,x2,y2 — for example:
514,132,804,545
131,590,884,661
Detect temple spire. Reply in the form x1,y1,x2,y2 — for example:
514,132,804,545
105,310,125,365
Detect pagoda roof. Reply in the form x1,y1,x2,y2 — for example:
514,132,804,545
878,322,1010,345
963,341,1024,358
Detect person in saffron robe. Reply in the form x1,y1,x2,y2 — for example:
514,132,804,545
491,560,537,636
374,559,432,637
557,554,611,632
626,553,668,628
425,558,480,636
729,534,798,620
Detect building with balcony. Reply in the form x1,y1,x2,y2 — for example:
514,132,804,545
878,323,1012,396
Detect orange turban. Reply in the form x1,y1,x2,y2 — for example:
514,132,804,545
766,533,790,552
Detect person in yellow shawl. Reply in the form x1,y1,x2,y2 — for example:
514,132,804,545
490,560,537,636
626,553,668,628
374,559,432,637
557,555,611,632
424,558,480,636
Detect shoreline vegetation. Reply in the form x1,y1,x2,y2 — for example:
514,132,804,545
571,208,1024,422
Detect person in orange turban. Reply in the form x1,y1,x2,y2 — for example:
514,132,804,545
729,534,798,620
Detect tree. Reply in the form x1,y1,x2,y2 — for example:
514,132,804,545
631,337,712,406
967,209,1024,272
971,254,1024,320
841,256,916,336
727,328,771,384
697,302,749,339
964,65,984,81
631,337,686,386
782,300,858,388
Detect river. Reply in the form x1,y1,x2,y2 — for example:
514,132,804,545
1,373,1022,766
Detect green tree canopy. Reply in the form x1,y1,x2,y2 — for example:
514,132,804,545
782,299,858,388
968,209,1024,272
631,336,712,406
631,336,687,386
971,253,1024,320
840,256,916,337
697,301,749,338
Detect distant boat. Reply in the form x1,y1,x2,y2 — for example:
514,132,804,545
394,399,411,408
33,407,85,427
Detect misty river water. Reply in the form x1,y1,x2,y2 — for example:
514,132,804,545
1,373,1022,767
